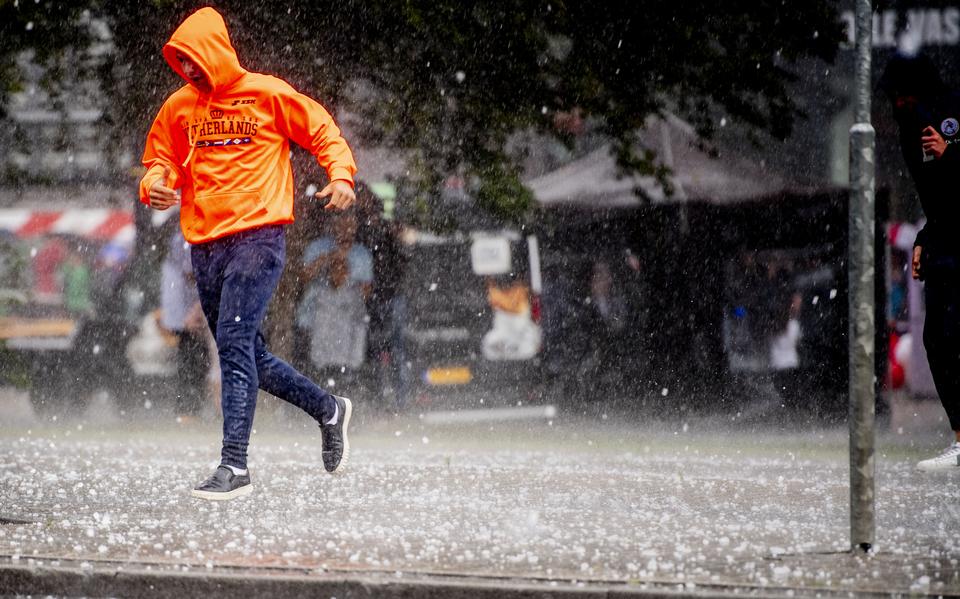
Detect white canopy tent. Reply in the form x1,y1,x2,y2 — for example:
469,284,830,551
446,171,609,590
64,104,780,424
527,115,810,208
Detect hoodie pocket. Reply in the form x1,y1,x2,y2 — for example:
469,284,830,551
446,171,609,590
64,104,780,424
194,190,262,223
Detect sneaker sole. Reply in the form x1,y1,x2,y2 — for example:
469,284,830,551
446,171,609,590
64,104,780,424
917,462,960,472
191,484,253,501
330,396,352,474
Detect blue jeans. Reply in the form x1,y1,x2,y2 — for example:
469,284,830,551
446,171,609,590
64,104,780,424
191,225,336,469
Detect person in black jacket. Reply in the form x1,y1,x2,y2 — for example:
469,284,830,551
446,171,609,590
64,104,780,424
881,53,960,471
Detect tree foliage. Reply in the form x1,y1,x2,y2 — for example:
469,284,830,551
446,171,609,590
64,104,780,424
13,0,845,217
0,0,94,116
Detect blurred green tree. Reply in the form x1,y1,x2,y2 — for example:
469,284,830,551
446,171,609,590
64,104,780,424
93,0,843,221
0,1,93,117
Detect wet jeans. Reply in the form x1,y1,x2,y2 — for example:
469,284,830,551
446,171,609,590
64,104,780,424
923,252,960,432
191,225,336,469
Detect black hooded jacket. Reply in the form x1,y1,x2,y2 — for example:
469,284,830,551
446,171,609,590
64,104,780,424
895,92,960,254
882,55,960,255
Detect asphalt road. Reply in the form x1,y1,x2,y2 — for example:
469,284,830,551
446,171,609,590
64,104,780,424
0,388,958,596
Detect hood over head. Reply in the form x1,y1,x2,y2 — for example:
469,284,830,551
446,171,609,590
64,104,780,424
879,53,946,102
163,7,245,94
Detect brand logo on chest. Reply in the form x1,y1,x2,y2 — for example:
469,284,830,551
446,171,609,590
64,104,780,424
942,118,959,137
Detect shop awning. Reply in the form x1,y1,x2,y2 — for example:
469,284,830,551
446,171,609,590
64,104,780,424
0,208,134,245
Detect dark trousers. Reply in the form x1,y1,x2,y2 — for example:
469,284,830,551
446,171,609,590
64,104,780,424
923,255,960,431
191,225,336,469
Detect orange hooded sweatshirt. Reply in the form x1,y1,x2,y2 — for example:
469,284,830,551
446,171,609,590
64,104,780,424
139,7,357,244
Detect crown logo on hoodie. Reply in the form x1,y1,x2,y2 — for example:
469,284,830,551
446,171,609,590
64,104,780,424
210,109,224,119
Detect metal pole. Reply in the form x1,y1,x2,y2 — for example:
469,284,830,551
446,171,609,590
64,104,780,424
848,0,876,553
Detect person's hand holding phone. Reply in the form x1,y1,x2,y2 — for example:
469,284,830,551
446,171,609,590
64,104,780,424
922,126,947,160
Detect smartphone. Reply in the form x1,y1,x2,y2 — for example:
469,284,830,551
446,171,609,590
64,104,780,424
922,125,936,162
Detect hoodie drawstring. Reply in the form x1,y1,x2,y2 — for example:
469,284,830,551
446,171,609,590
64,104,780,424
181,93,213,175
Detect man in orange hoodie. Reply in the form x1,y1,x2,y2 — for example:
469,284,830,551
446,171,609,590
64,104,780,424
140,7,356,500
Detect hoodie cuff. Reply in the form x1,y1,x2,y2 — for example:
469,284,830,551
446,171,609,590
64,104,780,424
914,226,929,249
328,168,355,188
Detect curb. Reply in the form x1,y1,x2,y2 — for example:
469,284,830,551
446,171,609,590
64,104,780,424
0,563,925,599
0,562,908,599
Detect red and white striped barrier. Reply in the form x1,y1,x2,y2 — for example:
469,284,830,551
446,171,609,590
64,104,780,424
0,208,134,246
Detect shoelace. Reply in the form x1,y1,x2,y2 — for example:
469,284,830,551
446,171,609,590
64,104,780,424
937,444,960,458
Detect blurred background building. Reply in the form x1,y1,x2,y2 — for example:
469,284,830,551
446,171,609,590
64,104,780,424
0,0,956,418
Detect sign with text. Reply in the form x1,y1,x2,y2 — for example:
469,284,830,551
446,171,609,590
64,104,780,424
841,7,960,48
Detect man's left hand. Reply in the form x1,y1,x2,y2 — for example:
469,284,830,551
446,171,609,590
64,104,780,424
922,126,947,159
316,180,356,211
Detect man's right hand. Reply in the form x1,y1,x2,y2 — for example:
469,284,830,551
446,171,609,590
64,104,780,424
149,166,178,210
913,245,923,280
922,126,947,160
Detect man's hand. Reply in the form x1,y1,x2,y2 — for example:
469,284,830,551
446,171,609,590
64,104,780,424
913,245,923,280
149,166,179,210
922,126,947,160
316,180,356,211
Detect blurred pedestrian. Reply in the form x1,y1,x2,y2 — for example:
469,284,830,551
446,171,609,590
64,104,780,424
60,244,92,316
159,226,209,420
355,184,410,410
881,53,960,471
32,236,67,306
768,272,802,407
140,7,357,500
296,211,372,373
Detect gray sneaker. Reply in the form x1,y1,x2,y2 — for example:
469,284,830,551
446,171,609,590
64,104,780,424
191,465,252,501
321,395,352,474
917,442,960,472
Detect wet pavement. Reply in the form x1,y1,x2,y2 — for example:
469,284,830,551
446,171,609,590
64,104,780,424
0,388,958,597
